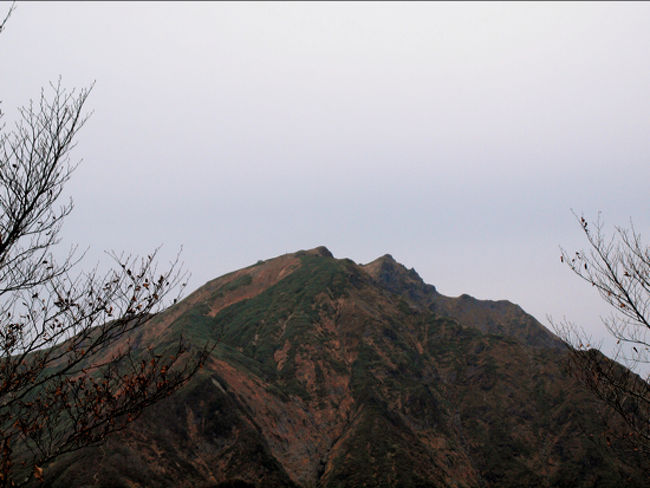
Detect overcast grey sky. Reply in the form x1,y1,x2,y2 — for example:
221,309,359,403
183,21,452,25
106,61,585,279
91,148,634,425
1,2,648,355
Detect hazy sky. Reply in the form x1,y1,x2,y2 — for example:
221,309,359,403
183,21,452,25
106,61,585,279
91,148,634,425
1,2,649,356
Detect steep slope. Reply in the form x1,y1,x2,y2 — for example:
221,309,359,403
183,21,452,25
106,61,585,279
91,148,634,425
44,247,647,487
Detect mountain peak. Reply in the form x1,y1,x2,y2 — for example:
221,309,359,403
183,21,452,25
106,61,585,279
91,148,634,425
46,247,647,487
379,253,396,262
295,246,333,258
362,253,436,297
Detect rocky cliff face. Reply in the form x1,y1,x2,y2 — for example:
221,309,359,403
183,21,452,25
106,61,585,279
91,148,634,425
44,247,647,487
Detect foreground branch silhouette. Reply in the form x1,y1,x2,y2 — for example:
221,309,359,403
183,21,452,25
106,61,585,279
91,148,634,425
553,213,649,453
0,49,210,488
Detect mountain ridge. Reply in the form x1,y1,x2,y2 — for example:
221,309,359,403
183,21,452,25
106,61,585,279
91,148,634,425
43,246,647,487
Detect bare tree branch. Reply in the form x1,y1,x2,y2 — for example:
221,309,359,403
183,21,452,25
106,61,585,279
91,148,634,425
0,3,14,36
0,19,212,486
552,212,649,454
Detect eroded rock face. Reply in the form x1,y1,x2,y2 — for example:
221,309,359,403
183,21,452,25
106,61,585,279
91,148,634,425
44,249,648,488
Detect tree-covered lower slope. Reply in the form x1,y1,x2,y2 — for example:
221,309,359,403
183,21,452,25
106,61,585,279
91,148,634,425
42,247,647,487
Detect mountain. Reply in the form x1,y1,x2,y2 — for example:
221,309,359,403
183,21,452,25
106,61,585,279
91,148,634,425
44,247,647,487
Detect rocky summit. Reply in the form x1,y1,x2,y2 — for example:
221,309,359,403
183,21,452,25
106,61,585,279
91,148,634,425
45,247,647,487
